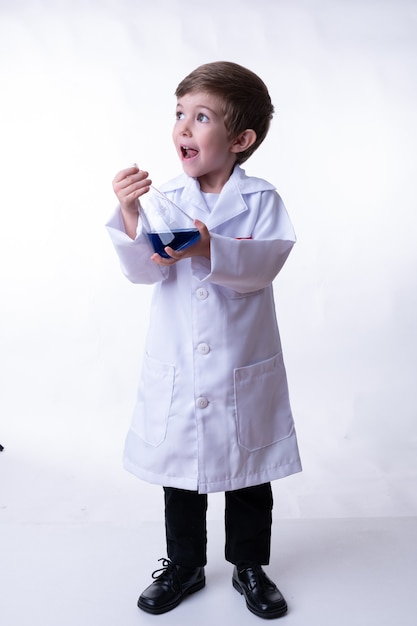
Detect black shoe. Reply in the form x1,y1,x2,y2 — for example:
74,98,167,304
137,558,205,615
233,564,288,619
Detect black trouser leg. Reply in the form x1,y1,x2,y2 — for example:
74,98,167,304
224,483,273,565
163,487,208,568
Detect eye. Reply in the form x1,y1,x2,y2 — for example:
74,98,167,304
197,112,209,123
176,111,185,120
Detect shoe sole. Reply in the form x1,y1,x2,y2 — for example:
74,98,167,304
233,577,288,619
138,577,206,615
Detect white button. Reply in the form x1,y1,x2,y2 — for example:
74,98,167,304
197,343,210,355
196,288,208,300
196,396,209,409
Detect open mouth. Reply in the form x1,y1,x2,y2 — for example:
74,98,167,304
181,145,199,159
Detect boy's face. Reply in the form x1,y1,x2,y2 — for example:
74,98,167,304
172,91,238,192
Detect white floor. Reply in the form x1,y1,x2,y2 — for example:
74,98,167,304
1,516,416,626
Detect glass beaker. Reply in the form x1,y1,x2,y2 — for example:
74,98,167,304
140,187,200,259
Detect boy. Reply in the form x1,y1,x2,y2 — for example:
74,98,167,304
107,61,301,619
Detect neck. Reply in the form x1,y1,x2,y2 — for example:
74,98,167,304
198,164,236,193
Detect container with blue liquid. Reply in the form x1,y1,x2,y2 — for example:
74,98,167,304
140,187,200,259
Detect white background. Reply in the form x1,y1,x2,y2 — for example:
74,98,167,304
1,0,416,525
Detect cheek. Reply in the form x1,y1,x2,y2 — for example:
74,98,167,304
201,129,224,149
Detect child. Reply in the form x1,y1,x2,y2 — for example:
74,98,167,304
106,61,301,619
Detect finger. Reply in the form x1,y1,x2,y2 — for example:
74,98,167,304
163,246,182,260
113,167,151,192
151,252,177,266
114,173,152,196
113,165,140,184
124,170,151,188
194,219,209,236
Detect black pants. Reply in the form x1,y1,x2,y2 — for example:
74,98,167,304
164,483,273,568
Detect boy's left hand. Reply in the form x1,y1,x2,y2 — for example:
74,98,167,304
151,219,211,265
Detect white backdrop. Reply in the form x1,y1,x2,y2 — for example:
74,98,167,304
1,0,416,524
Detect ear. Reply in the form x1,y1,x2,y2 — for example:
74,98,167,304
230,129,257,155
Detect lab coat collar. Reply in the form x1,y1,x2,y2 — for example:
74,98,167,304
159,165,276,229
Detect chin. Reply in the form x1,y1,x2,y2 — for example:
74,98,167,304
181,163,200,177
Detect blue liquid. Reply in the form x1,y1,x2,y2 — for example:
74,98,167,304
148,229,201,258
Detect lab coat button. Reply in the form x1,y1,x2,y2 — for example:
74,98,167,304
196,396,209,409
196,288,208,300
197,343,210,355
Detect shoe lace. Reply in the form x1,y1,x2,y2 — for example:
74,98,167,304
239,564,271,591
151,558,177,581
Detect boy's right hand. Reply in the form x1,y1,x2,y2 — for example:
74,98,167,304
112,165,152,213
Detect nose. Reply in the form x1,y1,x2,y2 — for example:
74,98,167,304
178,118,191,137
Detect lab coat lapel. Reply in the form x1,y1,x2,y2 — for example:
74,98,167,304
180,167,249,230
206,176,248,230
162,165,275,229
181,177,209,216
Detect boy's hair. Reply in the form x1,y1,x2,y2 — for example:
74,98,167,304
175,61,274,164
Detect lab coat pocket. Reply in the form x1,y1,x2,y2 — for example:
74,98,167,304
234,353,294,451
217,285,264,300
130,353,175,447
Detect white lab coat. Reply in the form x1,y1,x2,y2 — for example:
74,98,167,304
106,165,302,493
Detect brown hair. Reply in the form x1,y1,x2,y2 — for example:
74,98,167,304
175,61,274,164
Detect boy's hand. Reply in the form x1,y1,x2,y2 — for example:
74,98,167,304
112,165,152,214
151,220,211,265
112,165,152,239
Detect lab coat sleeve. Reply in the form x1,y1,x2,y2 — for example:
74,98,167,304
105,206,168,284
199,191,296,294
